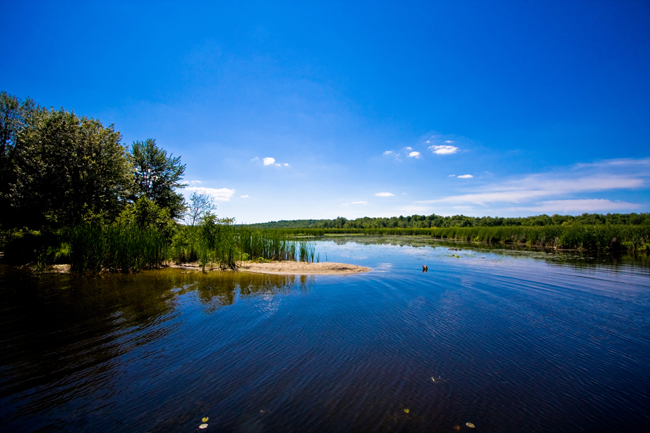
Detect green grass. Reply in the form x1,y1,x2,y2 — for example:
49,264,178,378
276,225,650,251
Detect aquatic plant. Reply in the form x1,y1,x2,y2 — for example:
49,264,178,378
277,225,650,252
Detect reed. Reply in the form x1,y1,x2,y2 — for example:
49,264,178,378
278,225,650,251
69,224,169,273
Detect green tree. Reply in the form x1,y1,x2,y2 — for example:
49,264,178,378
2,101,131,230
116,196,176,240
129,138,186,219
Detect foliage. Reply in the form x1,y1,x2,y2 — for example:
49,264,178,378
116,197,176,240
129,138,186,219
250,212,650,230
1,93,132,230
278,225,650,251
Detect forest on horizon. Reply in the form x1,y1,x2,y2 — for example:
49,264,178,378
249,212,650,230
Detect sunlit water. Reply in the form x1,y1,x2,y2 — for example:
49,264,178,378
1,237,649,432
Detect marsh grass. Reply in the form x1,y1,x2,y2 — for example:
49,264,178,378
59,223,318,273
280,225,650,251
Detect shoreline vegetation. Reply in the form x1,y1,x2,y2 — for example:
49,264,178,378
1,91,649,274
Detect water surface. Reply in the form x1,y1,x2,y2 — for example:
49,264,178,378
1,237,649,432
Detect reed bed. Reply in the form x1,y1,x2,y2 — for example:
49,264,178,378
62,224,318,273
279,225,650,251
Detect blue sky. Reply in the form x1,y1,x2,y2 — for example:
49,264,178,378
2,0,649,223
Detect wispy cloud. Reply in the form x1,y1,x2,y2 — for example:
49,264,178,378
186,187,235,201
383,150,394,155
418,157,648,211
457,174,473,179
408,151,421,158
190,180,202,184
574,157,650,171
376,192,395,197
508,199,640,213
352,201,368,204
240,195,249,198
420,175,642,205
430,145,459,155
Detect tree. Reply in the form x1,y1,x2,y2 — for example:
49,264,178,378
185,192,216,226
1,92,41,227
1,98,132,230
129,139,186,219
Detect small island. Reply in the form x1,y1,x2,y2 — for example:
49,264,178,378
238,261,370,275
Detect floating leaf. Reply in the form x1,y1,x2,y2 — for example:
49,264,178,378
404,408,409,414
199,423,208,429
466,422,475,428
202,417,209,422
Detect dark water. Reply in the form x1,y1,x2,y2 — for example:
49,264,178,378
1,238,649,433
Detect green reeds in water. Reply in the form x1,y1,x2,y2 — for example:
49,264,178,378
277,225,650,252
69,224,168,273
65,222,320,273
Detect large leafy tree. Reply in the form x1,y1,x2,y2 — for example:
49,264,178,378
128,139,186,219
3,106,132,230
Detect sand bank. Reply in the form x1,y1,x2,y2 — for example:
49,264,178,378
238,261,370,275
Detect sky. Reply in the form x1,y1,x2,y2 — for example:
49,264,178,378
1,0,649,223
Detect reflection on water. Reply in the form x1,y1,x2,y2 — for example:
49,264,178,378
326,235,650,272
1,239,649,433
0,268,313,432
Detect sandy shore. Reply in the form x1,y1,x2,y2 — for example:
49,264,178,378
37,261,371,276
238,261,370,275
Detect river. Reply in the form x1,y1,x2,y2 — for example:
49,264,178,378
1,237,649,432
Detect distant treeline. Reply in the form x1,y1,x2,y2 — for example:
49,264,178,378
250,213,650,229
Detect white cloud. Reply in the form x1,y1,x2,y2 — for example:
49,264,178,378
430,145,459,155
445,140,454,143
375,192,395,197
419,173,644,206
406,146,412,150
383,150,394,155
351,201,368,204
240,195,249,198
186,187,235,202
457,174,473,179
190,180,202,184
509,199,640,213
408,151,421,158
253,156,289,167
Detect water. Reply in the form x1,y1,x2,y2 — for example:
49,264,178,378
1,237,649,432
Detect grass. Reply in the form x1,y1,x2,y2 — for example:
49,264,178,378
5,222,648,274
60,224,319,273
276,225,650,251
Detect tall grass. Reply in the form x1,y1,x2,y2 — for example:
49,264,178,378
69,224,168,273
279,225,650,251
63,224,318,273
